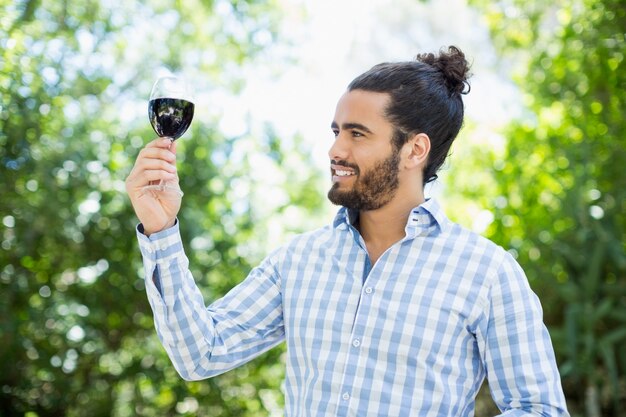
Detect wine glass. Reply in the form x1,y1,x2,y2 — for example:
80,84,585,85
142,75,195,197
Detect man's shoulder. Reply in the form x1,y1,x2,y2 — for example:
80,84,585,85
434,221,527,288
258,224,339,274
421,200,506,257
284,223,336,248
444,220,512,264
266,223,335,259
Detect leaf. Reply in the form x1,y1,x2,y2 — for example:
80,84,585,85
591,298,613,322
600,327,626,345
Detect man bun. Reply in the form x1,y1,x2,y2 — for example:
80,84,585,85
416,46,471,96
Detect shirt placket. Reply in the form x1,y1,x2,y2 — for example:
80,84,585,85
335,282,377,416
336,225,378,416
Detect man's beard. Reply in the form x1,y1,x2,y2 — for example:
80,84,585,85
327,147,401,211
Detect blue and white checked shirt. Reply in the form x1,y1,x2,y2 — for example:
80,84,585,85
138,199,569,417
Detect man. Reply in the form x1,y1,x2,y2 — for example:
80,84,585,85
126,46,569,416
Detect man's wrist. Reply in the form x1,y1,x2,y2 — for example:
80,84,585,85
140,218,177,237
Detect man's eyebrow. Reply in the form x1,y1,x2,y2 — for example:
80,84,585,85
330,121,373,134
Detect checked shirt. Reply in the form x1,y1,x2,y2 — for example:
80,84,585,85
137,199,569,417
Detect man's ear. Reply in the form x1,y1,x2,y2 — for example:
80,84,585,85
403,133,430,170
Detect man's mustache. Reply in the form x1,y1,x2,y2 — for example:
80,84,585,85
330,160,360,173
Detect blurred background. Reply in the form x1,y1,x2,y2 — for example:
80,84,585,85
1,0,624,415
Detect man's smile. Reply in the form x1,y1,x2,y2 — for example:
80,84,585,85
331,164,357,183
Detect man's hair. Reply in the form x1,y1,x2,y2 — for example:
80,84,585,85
347,45,471,184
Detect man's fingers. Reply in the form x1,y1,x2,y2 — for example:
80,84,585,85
134,157,177,174
128,169,177,189
145,137,175,149
138,147,176,164
140,170,178,184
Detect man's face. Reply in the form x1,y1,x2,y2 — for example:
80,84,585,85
327,89,401,211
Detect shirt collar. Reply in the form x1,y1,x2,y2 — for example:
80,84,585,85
332,206,356,229
332,198,450,236
406,198,450,237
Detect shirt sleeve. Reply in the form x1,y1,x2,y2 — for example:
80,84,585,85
476,252,570,417
136,222,285,381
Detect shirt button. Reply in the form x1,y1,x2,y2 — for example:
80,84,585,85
352,338,361,347
365,287,373,294
342,392,350,401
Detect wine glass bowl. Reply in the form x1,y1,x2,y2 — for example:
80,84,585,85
148,76,195,140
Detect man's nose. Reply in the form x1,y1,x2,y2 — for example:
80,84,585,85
328,133,349,162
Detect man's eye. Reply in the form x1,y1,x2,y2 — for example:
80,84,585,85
352,131,364,137
332,129,339,137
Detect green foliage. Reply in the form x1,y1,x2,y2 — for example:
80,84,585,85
1,0,323,415
464,0,626,414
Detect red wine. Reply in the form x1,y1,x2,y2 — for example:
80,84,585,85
148,98,194,140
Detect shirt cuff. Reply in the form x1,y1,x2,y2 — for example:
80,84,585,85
136,219,183,298
137,217,179,243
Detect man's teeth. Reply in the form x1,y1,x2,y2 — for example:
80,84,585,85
336,170,354,176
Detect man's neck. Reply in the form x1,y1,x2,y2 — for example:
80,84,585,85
356,194,425,264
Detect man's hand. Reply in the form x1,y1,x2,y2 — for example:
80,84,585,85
125,138,181,236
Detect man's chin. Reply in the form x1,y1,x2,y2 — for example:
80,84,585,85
327,186,348,207
327,189,341,206
327,187,358,208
